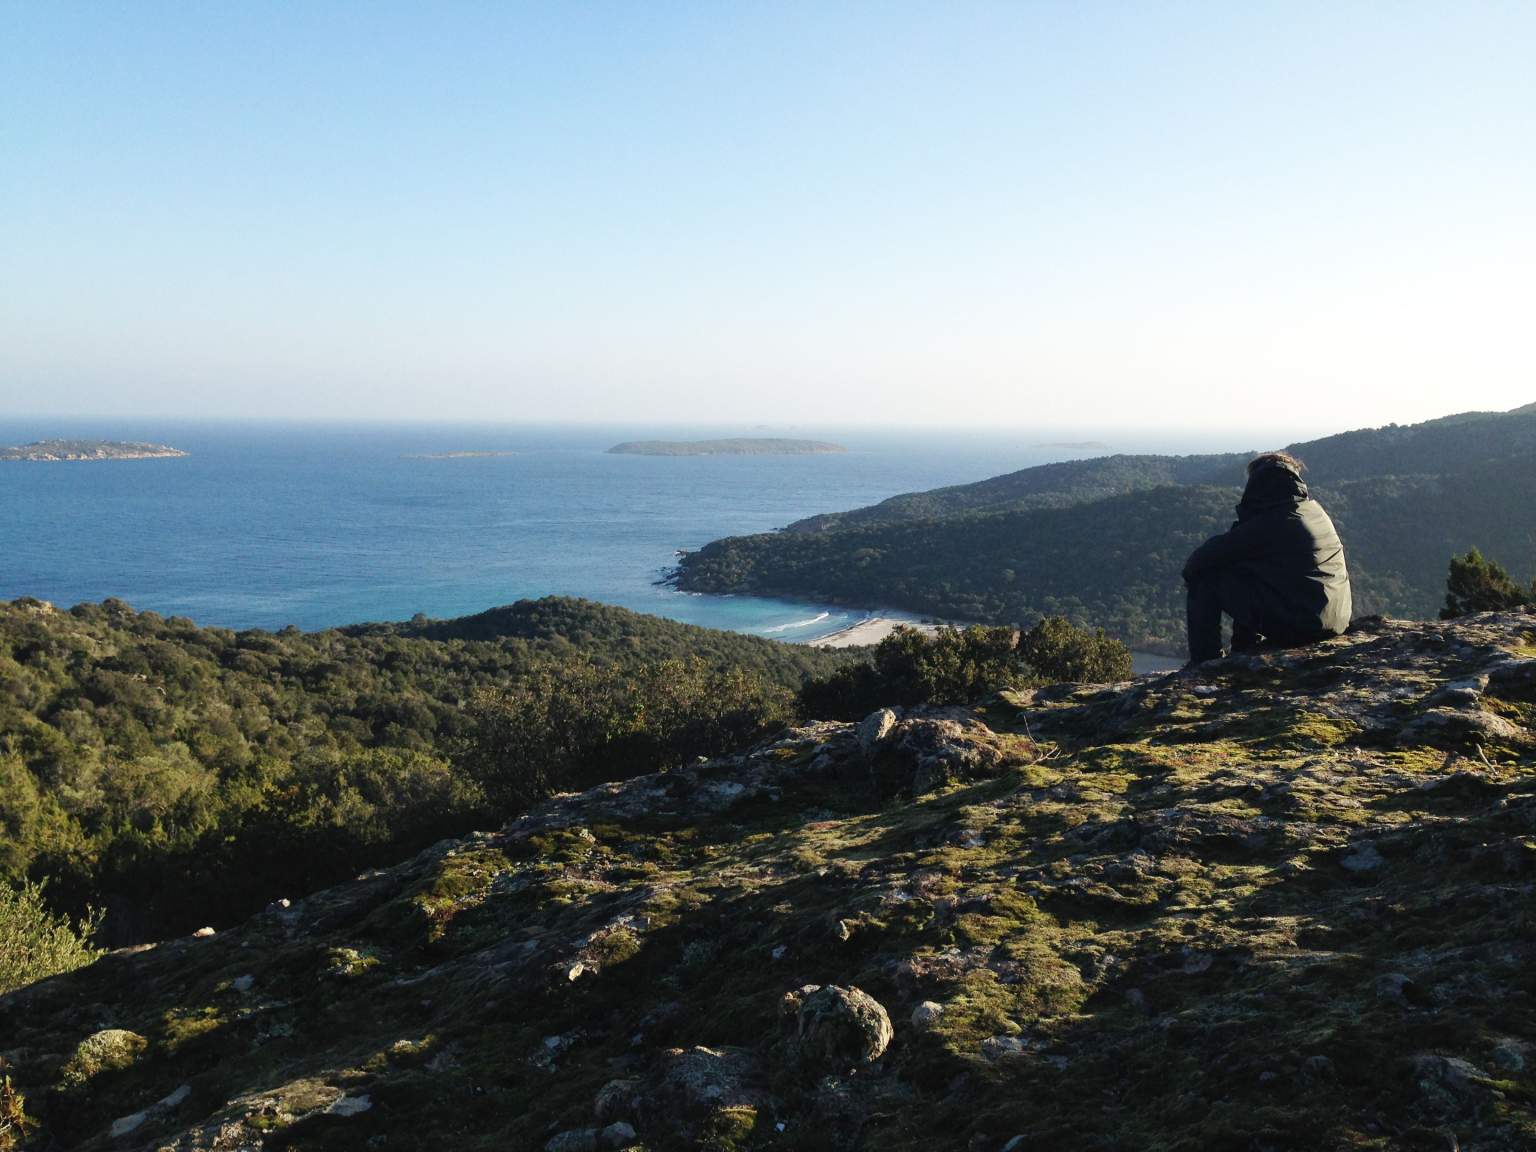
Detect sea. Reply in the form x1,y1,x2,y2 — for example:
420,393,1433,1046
0,420,1279,662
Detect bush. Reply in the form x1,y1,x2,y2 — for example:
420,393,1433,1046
873,625,1022,707
799,625,1019,719
1441,548,1533,618
1018,616,1132,683
800,618,1130,719
0,880,102,997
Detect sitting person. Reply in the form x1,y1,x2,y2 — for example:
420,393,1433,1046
1182,451,1352,663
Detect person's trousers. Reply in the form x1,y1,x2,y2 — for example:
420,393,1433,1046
1185,569,1265,663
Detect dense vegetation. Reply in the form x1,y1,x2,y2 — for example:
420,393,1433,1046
0,596,852,943
800,619,1131,720
463,656,795,811
1,593,1125,949
678,405,1536,652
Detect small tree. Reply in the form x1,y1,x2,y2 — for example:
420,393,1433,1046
870,625,1021,707
0,879,102,997
1018,617,1132,683
1441,548,1532,619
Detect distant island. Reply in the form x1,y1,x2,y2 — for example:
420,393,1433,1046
0,439,187,462
404,450,517,460
607,437,847,456
1037,440,1111,451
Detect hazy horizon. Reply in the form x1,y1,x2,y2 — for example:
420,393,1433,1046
3,396,1527,450
0,412,1399,453
5,3,1534,428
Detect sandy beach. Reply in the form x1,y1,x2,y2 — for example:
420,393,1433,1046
814,616,939,648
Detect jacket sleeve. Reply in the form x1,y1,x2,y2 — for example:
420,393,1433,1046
1182,517,1267,581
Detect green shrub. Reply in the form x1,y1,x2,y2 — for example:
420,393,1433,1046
1018,616,1132,682
1442,548,1533,618
0,880,102,997
800,618,1130,719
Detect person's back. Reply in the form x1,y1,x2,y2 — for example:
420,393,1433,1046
1182,452,1351,663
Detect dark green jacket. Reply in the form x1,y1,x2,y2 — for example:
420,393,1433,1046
1182,463,1352,637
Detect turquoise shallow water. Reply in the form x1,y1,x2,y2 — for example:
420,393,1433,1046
0,420,1250,648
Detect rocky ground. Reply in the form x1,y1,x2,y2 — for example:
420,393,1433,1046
3,612,1535,1151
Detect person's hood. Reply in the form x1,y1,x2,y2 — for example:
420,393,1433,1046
1236,462,1309,519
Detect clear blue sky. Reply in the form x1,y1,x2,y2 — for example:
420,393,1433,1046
3,2,1533,428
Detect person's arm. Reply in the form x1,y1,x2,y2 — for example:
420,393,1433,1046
1182,516,1266,581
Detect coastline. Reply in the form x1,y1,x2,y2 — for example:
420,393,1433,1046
812,615,938,648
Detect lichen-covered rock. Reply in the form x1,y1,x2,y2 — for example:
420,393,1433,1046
651,1045,757,1117
910,1001,945,1031
1399,705,1527,747
866,709,1022,795
4,612,1536,1151
980,1035,1030,1061
857,707,899,754
593,1077,641,1123
1339,843,1384,873
781,984,893,1070
1488,657,1536,701
1490,1038,1528,1072
1412,1054,1493,1121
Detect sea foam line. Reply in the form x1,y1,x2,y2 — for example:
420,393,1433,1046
762,611,832,634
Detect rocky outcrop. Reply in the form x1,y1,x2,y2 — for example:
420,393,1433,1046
2,611,1534,1150
859,707,1021,795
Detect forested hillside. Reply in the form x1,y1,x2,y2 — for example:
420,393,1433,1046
0,597,852,943
677,405,1536,651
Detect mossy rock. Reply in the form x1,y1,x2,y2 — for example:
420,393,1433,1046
57,1028,146,1090
698,1105,757,1151
781,984,893,1070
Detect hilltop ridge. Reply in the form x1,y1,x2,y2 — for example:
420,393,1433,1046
676,403,1536,651
5,610,1533,1150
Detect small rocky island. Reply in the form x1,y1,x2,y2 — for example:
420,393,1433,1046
0,439,187,462
607,437,847,456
